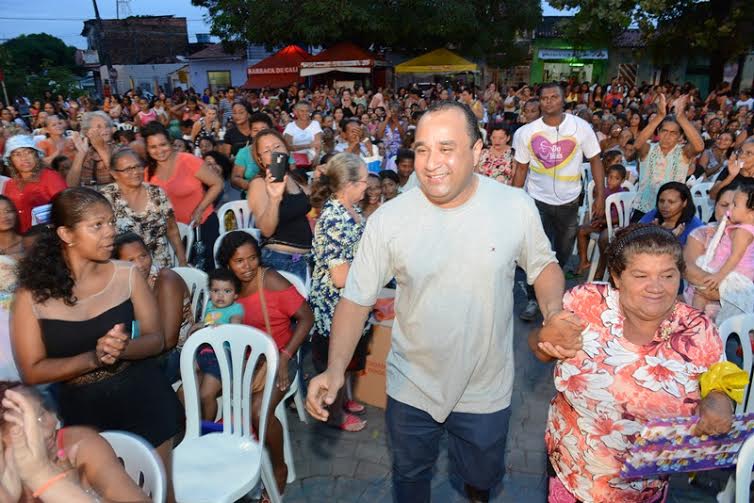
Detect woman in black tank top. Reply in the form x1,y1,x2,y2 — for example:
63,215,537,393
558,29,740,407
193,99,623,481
12,187,182,501
247,129,313,281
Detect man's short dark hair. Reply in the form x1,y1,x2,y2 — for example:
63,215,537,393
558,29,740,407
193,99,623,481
420,100,481,146
249,111,273,130
538,82,564,98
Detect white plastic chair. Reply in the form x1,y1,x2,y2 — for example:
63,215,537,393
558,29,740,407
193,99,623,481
171,267,209,324
174,222,195,266
693,194,714,223
274,269,309,427
173,325,281,503
586,191,635,282
101,430,166,503
692,181,714,200
716,314,754,503
718,314,754,414
213,229,262,268
216,201,255,234
736,433,754,503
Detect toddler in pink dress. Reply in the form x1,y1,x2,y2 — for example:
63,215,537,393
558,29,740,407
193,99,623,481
693,187,754,321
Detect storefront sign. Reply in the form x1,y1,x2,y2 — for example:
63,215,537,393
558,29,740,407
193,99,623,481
538,49,608,60
301,59,372,69
249,66,299,75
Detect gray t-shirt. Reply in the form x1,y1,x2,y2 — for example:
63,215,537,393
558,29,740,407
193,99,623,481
343,175,557,421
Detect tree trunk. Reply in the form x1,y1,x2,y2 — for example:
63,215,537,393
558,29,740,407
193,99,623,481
731,53,747,92
708,54,725,90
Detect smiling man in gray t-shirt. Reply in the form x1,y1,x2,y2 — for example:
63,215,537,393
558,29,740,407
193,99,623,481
307,100,584,503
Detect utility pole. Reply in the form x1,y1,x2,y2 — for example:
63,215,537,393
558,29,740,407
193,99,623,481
92,0,117,95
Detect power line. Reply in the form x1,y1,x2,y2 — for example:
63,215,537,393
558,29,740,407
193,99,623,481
0,16,207,21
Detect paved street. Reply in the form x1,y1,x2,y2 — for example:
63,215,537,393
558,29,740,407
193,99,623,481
277,283,728,502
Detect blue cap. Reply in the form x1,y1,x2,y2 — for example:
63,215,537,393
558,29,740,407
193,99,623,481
3,135,44,163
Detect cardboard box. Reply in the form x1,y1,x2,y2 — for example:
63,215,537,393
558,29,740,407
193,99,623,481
354,323,392,409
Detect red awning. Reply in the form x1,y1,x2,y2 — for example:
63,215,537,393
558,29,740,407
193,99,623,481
300,42,387,77
242,45,311,89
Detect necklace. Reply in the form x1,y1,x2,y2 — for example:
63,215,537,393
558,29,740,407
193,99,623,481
0,238,22,255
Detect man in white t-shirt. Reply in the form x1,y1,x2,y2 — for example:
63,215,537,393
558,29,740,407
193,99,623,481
513,82,604,276
283,101,322,166
306,100,585,502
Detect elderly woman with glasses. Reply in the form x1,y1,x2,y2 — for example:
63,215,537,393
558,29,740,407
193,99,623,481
100,148,187,269
1,135,67,233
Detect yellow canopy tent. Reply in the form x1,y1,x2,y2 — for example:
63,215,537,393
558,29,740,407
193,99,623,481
395,48,477,74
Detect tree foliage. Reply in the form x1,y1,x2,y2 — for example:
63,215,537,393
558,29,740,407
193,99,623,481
192,0,541,66
0,34,82,100
547,0,754,86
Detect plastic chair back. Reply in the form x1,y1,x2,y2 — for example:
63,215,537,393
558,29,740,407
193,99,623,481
179,325,279,443
101,430,167,503
217,201,255,234
691,182,713,200
693,194,714,223
171,267,208,323
213,229,262,268
718,314,754,414
581,162,592,186
605,191,636,242
174,222,195,265
277,270,308,299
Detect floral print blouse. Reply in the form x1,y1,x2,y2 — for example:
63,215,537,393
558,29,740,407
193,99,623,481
477,148,515,185
546,283,721,502
100,183,176,269
310,199,365,336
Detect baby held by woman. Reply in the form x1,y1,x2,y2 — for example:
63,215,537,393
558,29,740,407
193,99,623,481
692,185,754,320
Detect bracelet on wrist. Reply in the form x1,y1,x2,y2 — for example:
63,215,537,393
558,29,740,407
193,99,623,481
280,348,293,360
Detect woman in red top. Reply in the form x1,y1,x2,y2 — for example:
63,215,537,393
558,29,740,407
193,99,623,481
141,122,223,271
216,230,313,498
2,135,67,233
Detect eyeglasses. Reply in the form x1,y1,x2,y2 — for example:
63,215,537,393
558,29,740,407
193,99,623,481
112,164,144,174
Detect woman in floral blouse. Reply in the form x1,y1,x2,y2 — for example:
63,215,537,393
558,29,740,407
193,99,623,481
309,153,369,432
101,148,187,269
534,224,734,502
476,124,514,185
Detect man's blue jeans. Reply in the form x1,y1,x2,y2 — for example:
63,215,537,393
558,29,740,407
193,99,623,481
385,396,511,503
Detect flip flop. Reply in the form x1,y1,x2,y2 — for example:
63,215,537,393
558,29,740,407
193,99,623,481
339,413,367,432
344,399,366,415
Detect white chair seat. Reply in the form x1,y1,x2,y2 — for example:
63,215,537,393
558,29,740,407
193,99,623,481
174,325,281,503
173,434,262,503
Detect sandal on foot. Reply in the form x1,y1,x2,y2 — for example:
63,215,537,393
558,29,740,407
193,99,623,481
339,413,367,432
344,399,366,415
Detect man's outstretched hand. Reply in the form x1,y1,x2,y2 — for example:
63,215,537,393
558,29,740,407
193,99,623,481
306,370,345,422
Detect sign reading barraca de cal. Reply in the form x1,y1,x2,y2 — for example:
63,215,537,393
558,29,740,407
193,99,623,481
538,49,609,60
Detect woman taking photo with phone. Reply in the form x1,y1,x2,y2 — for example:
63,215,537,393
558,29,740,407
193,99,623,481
247,129,313,282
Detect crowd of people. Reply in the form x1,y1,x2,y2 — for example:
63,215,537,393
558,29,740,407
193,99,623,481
0,75,752,502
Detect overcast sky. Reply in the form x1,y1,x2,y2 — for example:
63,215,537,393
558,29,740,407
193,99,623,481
0,0,573,49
